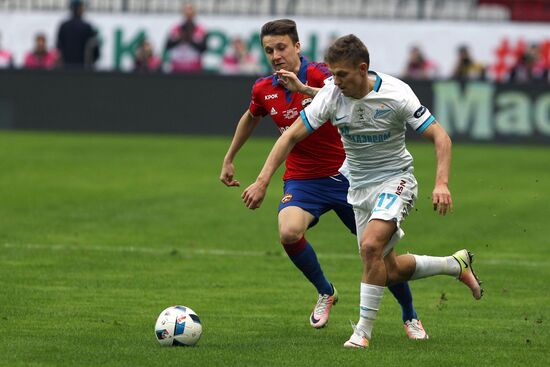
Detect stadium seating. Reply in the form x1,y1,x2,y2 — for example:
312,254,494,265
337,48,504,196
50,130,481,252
480,0,550,22
0,0,513,21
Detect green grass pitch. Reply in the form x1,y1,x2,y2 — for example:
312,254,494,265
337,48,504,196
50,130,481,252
0,131,548,366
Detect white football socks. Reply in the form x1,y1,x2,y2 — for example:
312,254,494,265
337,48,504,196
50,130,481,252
356,283,385,340
410,255,460,280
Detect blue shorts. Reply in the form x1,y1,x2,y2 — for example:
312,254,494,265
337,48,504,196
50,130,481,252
278,174,356,234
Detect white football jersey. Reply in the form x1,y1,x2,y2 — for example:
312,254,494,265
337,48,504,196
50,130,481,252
300,71,435,189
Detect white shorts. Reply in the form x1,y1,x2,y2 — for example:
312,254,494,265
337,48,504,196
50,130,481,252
347,172,418,256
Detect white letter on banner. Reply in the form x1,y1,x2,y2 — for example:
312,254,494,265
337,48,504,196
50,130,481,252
535,95,550,135
495,92,531,136
434,82,494,140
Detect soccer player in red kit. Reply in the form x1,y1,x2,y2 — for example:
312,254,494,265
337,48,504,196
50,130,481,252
220,19,428,338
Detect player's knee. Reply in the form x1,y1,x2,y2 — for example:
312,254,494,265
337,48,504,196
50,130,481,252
279,226,305,245
280,235,307,257
385,268,400,285
359,240,384,260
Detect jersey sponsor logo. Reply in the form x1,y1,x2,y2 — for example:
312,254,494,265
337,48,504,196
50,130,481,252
265,93,278,100
335,114,348,121
283,107,299,120
339,126,391,143
281,193,293,204
414,106,427,118
301,97,312,107
270,107,277,115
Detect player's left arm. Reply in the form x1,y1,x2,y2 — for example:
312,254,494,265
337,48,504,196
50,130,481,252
242,118,311,209
421,121,453,215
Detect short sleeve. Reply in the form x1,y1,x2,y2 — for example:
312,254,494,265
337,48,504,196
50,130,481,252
301,79,337,132
400,84,435,134
307,62,332,88
248,82,268,117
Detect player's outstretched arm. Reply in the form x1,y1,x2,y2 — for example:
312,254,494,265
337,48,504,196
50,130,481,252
422,121,453,215
275,69,320,97
242,117,311,209
220,110,261,187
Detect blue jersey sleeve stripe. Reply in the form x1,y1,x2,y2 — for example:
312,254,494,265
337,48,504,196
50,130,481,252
416,115,435,133
300,110,315,133
373,75,382,92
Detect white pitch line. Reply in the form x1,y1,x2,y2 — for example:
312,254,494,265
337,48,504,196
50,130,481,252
2,243,549,267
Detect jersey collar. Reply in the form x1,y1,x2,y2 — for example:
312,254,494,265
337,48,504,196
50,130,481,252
272,56,309,87
368,70,382,92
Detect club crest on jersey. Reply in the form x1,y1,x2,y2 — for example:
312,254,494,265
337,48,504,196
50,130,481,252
352,106,371,125
281,193,293,204
356,106,367,121
301,98,312,107
374,104,391,119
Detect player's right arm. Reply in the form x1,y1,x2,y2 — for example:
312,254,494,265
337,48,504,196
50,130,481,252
242,117,311,209
421,122,453,215
220,110,262,187
242,79,336,208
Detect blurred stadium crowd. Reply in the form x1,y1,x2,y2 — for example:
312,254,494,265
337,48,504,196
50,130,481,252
1,0,546,20
0,0,549,82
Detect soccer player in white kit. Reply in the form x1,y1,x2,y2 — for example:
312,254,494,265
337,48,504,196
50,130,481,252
242,34,483,348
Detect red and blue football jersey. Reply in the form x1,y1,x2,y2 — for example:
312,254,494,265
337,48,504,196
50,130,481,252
249,57,345,180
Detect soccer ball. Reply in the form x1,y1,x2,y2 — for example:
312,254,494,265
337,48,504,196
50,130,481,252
154,305,203,346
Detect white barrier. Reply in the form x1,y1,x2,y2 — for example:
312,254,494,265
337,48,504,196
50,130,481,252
0,11,549,77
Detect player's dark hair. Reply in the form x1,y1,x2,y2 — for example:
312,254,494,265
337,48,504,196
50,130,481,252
325,34,370,68
260,19,299,45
